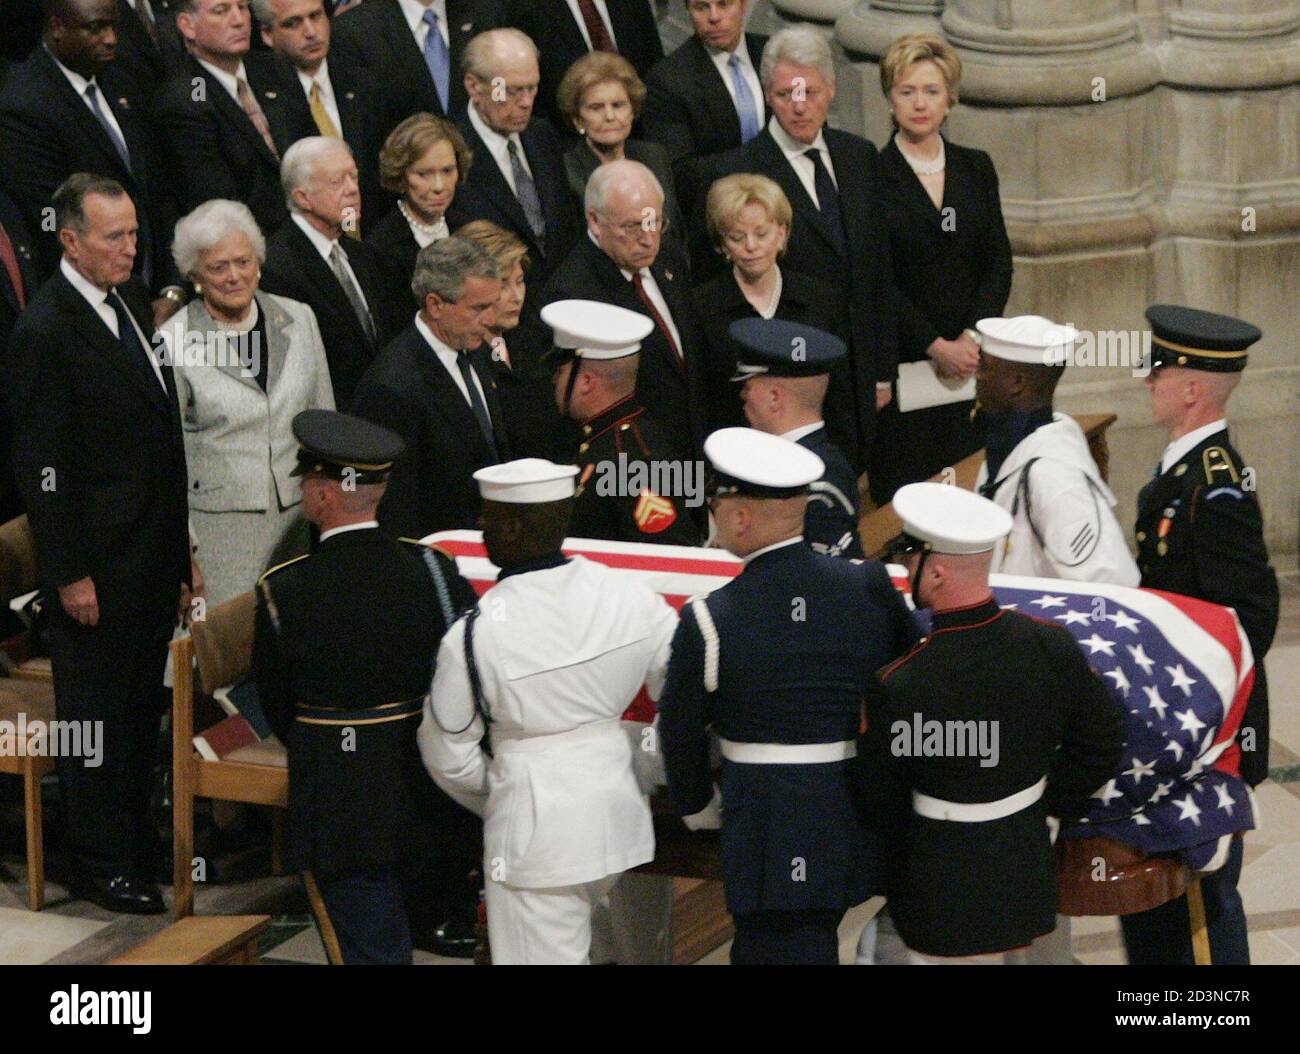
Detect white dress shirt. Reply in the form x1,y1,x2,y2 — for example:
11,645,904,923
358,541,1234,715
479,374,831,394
196,57,250,107
741,536,803,566
563,0,618,51
398,0,449,50
708,39,761,126
414,313,491,409
1160,419,1228,475
467,102,533,196
61,258,166,390
291,213,372,316
780,422,824,444
297,58,341,136
768,114,837,208
319,520,379,544
48,49,128,152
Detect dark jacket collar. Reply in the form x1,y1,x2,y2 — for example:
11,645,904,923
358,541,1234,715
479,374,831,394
582,394,642,441
931,596,1003,632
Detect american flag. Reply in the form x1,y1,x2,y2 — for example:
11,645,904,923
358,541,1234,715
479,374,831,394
427,533,1256,869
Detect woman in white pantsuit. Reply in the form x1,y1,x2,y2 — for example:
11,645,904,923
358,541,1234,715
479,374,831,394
160,200,335,608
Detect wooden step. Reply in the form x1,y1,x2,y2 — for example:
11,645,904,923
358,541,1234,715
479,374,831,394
109,915,270,965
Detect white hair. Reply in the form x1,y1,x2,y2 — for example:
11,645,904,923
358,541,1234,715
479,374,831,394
172,199,266,277
462,27,539,79
760,25,836,88
584,159,664,215
280,136,355,211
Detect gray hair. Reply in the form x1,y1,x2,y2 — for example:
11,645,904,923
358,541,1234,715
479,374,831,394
584,159,664,215
412,236,500,305
53,173,129,235
281,136,354,211
462,27,539,80
249,0,273,26
172,199,266,277
760,25,836,88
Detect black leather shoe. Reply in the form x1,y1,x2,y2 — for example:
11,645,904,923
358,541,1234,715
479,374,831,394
430,918,478,959
70,874,166,915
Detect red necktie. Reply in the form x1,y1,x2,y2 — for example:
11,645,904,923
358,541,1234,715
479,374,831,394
0,223,26,310
576,0,615,53
632,271,682,365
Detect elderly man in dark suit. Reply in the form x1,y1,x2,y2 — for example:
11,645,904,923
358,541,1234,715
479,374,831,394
536,158,705,452
0,0,187,324
642,0,766,209
254,0,387,233
261,137,405,409
6,174,200,914
153,0,314,236
701,24,898,471
0,188,38,522
454,28,578,290
332,0,503,138
351,236,509,538
504,0,662,135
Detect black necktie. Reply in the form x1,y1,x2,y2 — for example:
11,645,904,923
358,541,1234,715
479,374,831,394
456,351,499,463
108,289,162,393
804,146,847,256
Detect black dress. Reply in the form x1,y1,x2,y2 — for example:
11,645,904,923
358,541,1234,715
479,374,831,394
871,136,1013,504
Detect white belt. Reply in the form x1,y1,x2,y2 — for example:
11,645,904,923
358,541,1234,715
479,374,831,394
719,739,856,765
912,777,1047,823
491,717,623,756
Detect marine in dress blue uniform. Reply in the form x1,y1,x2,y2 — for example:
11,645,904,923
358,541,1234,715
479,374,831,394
658,428,919,964
729,318,864,559
1121,305,1278,966
253,410,478,964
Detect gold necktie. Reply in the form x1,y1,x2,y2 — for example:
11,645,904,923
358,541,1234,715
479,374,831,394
309,81,340,139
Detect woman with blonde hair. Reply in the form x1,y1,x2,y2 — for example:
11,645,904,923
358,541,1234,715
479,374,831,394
871,31,1013,503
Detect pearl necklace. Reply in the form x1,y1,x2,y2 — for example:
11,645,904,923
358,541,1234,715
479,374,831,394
895,133,945,175
399,199,449,239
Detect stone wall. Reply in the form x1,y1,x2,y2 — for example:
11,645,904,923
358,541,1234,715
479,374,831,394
657,0,1299,556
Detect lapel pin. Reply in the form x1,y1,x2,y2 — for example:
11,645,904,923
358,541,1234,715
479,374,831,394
1174,464,1187,476
462,22,473,32
264,90,277,99
118,97,130,109
665,270,673,281
345,91,355,100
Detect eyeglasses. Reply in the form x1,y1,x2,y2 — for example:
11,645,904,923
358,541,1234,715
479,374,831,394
600,214,670,239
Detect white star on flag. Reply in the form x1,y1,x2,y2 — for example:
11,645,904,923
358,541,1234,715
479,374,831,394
1173,793,1202,826
1132,813,1152,825
1164,739,1185,762
1184,755,1206,781
1166,663,1198,696
1127,643,1155,675
1104,667,1132,695
1124,757,1156,783
1107,610,1142,633
999,603,1018,610
1056,610,1092,627
1030,595,1067,609
1214,784,1236,816
1150,780,1174,803
1143,685,1169,719
1091,779,1123,805
1080,633,1117,657
1174,708,1207,736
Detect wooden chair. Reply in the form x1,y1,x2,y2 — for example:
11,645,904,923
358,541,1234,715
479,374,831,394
170,591,287,918
0,677,55,910
0,515,53,683
109,915,271,965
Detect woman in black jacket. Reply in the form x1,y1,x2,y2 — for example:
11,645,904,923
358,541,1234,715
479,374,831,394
691,173,852,452
870,32,1013,505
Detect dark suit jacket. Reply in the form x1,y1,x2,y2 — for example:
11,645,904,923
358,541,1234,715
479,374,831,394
643,32,767,209
272,53,389,233
505,0,663,134
152,53,314,237
111,0,186,99
703,126,899,469
0,45,180,292
0,189,38,522
535,234,705,452
351,322,510,538
690,267,851,446
366,199,472,310
5,269,190,615
260,218,407,410
332,0,503,138
455,113,579,287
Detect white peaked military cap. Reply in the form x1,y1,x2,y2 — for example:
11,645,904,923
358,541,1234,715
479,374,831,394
893,482,1013,555
474,458,580,503
704,427,824,499
976,315,1079,366
540,299,655,359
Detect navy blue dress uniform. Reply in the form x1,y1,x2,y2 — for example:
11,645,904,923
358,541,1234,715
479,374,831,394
658,428,919,964
1122,305,1278,966
542,299,701,547
858,483,1123,960
252,410,479,964
729,319,863,559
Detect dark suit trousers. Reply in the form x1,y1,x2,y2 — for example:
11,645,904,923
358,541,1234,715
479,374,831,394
731,909,845,965
1119,835,1248,965
48,604,173,878
314,868,414,965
